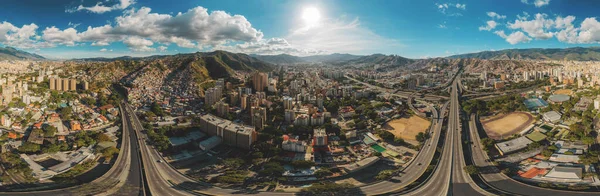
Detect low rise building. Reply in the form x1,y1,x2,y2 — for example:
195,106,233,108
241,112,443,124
495,136,533,156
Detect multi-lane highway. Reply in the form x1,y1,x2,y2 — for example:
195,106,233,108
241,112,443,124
123,98,450,195
449,80,489,196
468,114,599,196
362,103,446,195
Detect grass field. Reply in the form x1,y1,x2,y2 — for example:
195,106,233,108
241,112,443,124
383,116,430,143
482,112,534,140
553,89,573,95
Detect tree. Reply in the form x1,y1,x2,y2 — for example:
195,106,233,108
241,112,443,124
59,107,73,120
222,158,245,169
259,161,284,177
463,165,479,175
101,146,119,158
582,136,595,146
43,126,57,137
18,142,41,153
151,102,164,116
314,167,333,178
42,143,61,154
416,132,430,143
375,170,394,180
291,160,315,169
541,149,554,157
96,133,112,142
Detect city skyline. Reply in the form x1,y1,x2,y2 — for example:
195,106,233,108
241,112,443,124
1,0,600,59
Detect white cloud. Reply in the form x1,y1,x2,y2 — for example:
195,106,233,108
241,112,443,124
0,22,51,49
487,12,506,20
435,3,466,15
438,24,447,29
158,45,167,52
6,5,398,56
42,27,79,46
517,12,530,20
91,41,110,46
67,0,136,14
68,22,81,28
100,48,107,52
521,0,550,7
495,30,531,44
479,20,497,31
123,36,154,52
556,17,600,44
42,6,264,52
508,13,554,40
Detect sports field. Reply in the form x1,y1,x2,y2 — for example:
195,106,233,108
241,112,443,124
383,116,431,143
482,112,534,140
553,89,573,95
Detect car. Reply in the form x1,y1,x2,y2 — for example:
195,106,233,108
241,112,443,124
417,163,422,166
157,160,163,163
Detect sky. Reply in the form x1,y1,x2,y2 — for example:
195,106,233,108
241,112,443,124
1,0,600,59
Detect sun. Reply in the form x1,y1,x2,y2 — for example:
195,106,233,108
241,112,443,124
302,7,321,26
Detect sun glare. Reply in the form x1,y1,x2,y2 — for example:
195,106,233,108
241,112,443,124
302,7,321,26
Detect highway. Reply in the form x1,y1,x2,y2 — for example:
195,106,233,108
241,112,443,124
468,114,600,196
344,74,448,102
123,99,451,195
361,103,446,195
0,103,135,196
406,79,491,196
449,80,488,196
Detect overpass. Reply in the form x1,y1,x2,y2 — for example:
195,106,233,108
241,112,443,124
467,114,600,196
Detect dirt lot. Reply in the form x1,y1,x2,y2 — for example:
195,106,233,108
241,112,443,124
482,112,534,140
553,89,573,95
383,116,431,143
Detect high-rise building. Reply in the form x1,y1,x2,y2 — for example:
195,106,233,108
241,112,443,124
313,128,328,146
1,84,13,105
70,79,77,91
285,109,295,124
251,106,266,130
283,96,294,110
49,78,55,90
251,71,268,92
228,91,239,106
83,81,89,90
204,87,222,107
240,94,248,110
61,78,68,91
216,101,229,117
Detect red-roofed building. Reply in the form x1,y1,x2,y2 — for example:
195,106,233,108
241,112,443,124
98,104,114,111
338,106,356,118
520,167,547,179
7,132,17,139
33,122,43,129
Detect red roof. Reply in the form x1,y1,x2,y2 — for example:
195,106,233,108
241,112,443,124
520,167,547,179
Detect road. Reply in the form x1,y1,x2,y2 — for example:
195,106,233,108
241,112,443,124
468,114,600,196
361,103,446,195
125,98,455,196
344,74,448,102
449,80,488,196
0,103,135,196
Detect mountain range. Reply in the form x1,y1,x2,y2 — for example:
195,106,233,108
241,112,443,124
251,53,362,64
0,47,45,60
5,46,600,66
448,47,600,61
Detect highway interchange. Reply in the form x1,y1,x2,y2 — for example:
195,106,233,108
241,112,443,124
4,74,600,196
